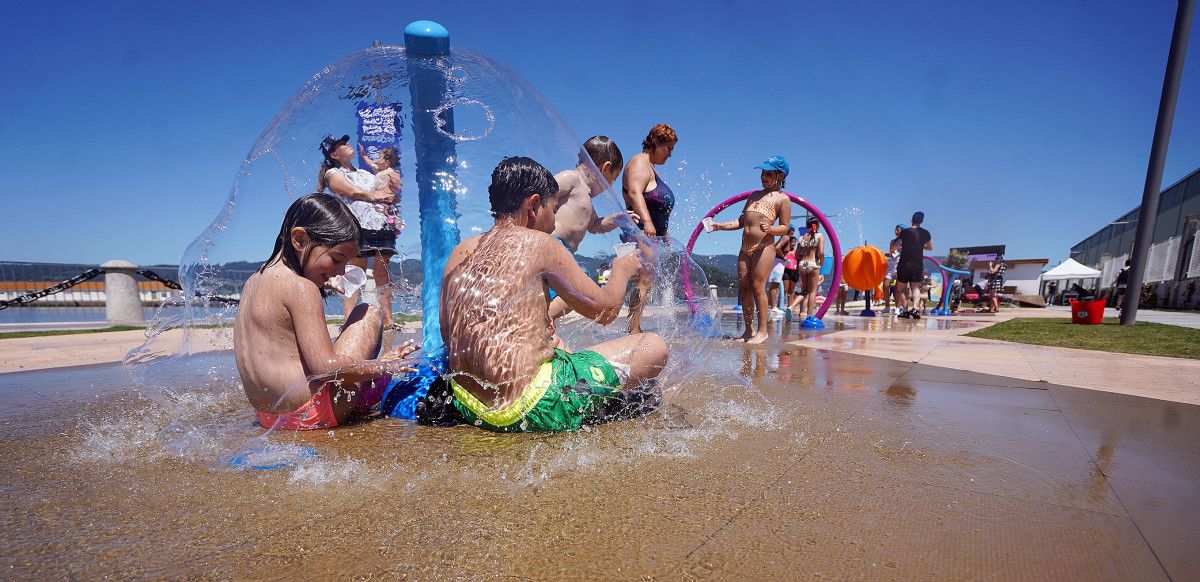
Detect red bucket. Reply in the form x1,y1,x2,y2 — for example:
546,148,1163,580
1069,298,1105,325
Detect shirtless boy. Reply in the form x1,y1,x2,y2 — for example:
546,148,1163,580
233,194,418,430
551,135,637,252
441,157,668,432
548,136,638,319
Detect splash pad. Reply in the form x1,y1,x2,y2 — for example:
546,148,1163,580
126,19,714,442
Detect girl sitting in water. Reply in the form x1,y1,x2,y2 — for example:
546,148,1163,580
707,156,792,344
233,194,418,431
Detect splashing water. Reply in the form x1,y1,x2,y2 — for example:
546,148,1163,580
96,39,731,477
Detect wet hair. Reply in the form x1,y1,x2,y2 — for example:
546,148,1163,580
641,123,678,151
378,147,399,170
582,135,623,170
260,193,361,276
1124,259,1131,267
316,159,334,192
806,216,820,229
488,156,558,218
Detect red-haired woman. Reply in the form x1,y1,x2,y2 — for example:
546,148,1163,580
621,123,677,334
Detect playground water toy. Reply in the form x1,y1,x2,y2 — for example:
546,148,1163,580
924,255,971,315
841,245,887,316
683,190,841,330
126,19,714,434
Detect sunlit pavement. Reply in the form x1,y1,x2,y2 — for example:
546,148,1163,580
0,329,1195,579
793,310,1200,405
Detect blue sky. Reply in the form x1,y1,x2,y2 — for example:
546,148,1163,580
1,0,1197,267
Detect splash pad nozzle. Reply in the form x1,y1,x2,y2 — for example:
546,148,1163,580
925,255,971,316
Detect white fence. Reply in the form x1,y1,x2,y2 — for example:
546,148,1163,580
1143,236,1181,283
1189,235,1200,279
1099,254,1129,288
1095,233,1200,287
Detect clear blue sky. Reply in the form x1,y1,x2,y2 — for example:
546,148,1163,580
2,0,1197,266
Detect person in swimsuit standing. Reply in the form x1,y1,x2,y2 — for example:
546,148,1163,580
780,230,800,312
985,255,1006,313
884,224,903,314
707,155,792,344
622,123,677,334
786,216,825,321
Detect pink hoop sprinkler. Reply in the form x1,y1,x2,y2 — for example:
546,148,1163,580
682,190,842,331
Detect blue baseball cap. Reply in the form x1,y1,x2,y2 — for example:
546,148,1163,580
754,155,789,176
895,224,906,230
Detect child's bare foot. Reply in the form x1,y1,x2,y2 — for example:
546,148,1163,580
745,332,769,345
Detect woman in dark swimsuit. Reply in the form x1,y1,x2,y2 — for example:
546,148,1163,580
622,123,677,334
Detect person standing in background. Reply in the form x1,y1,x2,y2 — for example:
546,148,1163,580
895,212,932,319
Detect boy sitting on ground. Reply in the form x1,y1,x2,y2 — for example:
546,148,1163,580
441,156,668,432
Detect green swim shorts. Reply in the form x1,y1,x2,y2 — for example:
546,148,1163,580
451,349,626,432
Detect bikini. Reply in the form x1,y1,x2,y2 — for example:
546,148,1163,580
741,191,787,251
255,375,390,431
796,234,821,272
743,191,785,223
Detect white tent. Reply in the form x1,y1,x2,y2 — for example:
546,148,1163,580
1040,258,1102,281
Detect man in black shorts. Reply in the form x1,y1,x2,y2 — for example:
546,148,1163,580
896,211,932,319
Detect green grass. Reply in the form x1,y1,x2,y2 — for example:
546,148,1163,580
966,317,1200,360
325,313,421,326
0,326,144,340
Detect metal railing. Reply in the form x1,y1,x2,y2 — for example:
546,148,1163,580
0,261,243,325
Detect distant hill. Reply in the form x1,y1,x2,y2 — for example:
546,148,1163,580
2,253,745,298
692,255,739,296
223,254,746,296
693,254,739,273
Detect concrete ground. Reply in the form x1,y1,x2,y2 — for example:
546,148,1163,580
13,307,1195,407
809,309,1200,406
0,326,1195,580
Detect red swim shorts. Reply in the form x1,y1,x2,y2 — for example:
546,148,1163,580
255,375,389,431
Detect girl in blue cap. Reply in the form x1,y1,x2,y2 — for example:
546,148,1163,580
707,155,792,344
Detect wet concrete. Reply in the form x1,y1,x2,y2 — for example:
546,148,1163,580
0,331,1196,580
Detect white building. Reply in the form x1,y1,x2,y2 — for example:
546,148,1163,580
969,258,1048,296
